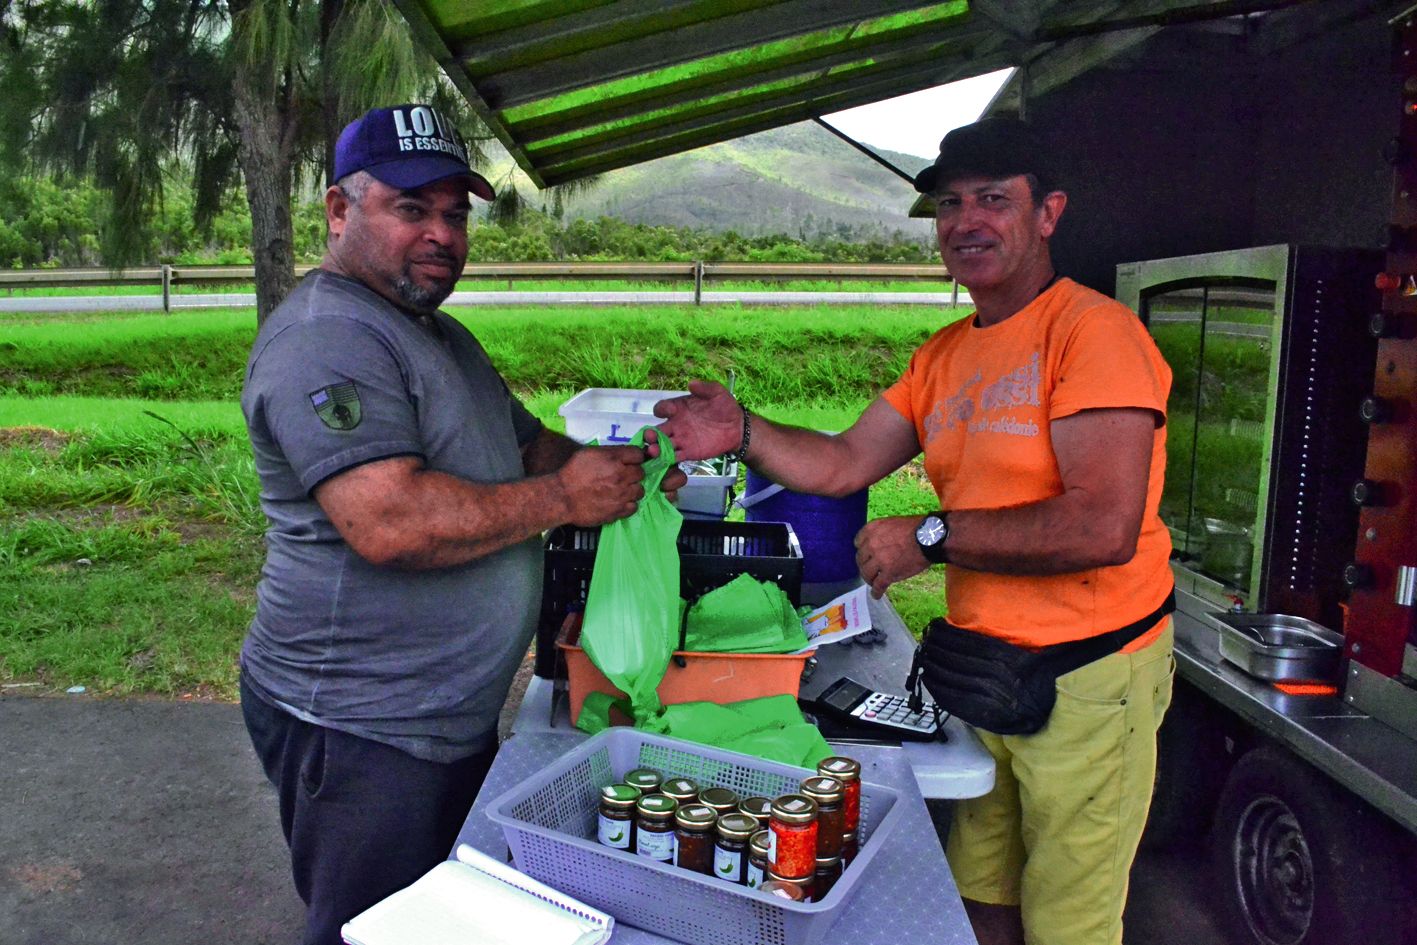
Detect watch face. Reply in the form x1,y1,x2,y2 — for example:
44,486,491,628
916,516,945,546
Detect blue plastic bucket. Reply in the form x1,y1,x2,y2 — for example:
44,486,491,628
740,469,868,584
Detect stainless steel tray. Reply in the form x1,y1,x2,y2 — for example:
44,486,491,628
1214,613,1343,682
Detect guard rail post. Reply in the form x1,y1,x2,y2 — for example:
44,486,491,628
161,265,172,313
951,280,959,307
693,260,703,306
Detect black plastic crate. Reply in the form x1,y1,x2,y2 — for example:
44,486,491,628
533,520,803,678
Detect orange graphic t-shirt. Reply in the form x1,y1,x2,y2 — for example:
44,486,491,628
881,278,1173,650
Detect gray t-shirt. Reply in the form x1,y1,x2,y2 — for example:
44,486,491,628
240,270,544,761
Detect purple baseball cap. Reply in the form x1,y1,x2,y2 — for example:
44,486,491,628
334,104,494,201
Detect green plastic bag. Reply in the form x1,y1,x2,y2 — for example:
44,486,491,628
653,695,833,768
683,573,809,654
579,428,683,723
577,692,832,768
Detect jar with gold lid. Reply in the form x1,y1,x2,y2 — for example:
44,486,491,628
624,767,663,795
672,803,717,875
816,756,861,834
598,783,641,850
699,786,740,817
660,776,700,805
768,794,818,880
738,796,772,830
766,869,814,902
799,775,845,859
745,829,771,889
813,854,843,900
712,812,757,884
634,794,677,862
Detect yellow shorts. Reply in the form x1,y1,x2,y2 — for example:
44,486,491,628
946,623,1175,945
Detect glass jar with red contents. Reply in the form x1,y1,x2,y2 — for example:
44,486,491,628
768,794,818,880
798,775,844,859
817,756,861,834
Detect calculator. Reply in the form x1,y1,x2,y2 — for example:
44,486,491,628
815,676,941,741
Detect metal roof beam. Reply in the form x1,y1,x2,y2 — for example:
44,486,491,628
471,0,946,110
526,52,972,163
536,57,1013,183
509,22,990,140
455,0,756,73
388,0,551,187
1033,0,1330,42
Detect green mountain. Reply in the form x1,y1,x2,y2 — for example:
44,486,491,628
505,123,936,243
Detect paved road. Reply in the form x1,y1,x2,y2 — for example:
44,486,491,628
1,688,1228,945
0,289,970,314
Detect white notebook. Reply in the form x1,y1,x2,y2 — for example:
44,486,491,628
341,845,614,945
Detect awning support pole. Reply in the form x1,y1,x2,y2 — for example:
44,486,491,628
811,117,919,186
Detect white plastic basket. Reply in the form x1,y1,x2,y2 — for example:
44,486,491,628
558,387,736,518
484,729,903,945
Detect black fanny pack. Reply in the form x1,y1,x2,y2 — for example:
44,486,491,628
906,589,1175,736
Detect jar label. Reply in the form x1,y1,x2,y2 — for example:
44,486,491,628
714,847,742,882
636,830,675,862
746,862,764,889
598,813,630,849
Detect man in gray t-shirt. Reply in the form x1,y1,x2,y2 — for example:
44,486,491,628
238,104,681,945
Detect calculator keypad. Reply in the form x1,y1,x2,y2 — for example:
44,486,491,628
851,691,938,733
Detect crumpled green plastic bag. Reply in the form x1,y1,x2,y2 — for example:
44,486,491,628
684,573,810,654
579,428,683,723
577,692,832,768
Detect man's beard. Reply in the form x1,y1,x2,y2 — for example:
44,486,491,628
393,266,456,314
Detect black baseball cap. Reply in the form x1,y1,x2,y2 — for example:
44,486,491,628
333,104,495,201
912,117,1058,195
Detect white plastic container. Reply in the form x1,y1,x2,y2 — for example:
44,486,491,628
559,388,735,518
559,387,684,445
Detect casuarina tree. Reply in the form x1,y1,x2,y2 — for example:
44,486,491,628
0,0,501,323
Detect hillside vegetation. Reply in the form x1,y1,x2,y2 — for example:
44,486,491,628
0,303,962,699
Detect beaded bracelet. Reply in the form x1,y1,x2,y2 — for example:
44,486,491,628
724,406,752,462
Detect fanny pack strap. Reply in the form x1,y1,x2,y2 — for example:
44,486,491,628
907,588,1176,715
1038,588,1176,677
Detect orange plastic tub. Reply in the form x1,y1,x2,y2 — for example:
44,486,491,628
558,624,812,726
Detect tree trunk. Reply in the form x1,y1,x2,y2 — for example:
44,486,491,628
320,0,346,186
232,68,296,325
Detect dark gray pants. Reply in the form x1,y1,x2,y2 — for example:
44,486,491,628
240,675,495,945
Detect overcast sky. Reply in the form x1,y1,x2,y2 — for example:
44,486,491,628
823,68,1014,160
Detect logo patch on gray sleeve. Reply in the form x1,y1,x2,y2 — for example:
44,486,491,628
310,382,362,430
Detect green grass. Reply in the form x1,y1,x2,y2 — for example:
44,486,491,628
0,303,949,698
0,303,964,404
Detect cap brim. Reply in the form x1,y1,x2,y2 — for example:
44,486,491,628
912,164,939,195
367,156,495,201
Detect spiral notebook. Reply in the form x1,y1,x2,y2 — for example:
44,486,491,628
340,844,614,945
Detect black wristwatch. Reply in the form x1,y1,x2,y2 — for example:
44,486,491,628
916,512,951,564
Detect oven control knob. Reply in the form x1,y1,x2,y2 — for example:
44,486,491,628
1359,396,1391,424
1343,563,1374,588
1351,479,1386,506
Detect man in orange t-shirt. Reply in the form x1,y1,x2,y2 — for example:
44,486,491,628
652,118,1174,945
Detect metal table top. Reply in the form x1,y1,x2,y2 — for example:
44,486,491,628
1172,590,1417,834
456,731,979,945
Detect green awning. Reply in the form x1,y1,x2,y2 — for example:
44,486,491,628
390,0,1356,189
